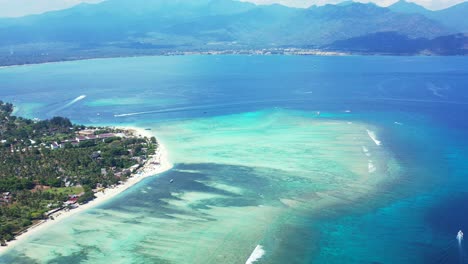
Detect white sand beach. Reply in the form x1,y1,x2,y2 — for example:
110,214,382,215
0,127,173,254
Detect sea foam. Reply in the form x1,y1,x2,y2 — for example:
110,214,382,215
246,245,265,264
368,160,376,173
366,129,382,146
362,146,371,157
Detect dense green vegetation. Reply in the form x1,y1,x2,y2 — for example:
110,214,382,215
0,101,158,245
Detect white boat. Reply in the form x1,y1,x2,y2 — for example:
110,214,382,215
457,230,464,241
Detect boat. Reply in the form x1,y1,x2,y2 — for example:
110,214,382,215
170,179,174,183
457,230,464,241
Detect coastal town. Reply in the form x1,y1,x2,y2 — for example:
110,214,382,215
0,48,349,68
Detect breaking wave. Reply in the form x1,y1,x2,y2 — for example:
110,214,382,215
362,146,371,157
246,245,265,264
366,129,382,146
368,160,376,173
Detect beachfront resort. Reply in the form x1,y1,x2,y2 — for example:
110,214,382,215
0,101,168,247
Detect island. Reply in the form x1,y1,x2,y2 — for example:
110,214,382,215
0,101,171,247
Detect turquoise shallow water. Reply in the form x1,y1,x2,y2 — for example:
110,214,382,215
0,55,468,263
0,110,399,264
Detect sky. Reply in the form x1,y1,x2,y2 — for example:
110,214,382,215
0,0,103,17
0,0,465,17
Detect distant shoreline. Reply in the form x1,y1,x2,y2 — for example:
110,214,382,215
0,126,173,254
1,49,464,69
0,51,347,69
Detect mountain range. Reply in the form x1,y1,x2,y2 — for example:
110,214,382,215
388,0,468,32
0,0,466,65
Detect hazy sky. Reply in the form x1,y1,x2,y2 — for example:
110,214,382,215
0,0,103,17
0,0,465,17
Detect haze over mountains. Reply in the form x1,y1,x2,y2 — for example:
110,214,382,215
0,0,466,65
388,0,468,32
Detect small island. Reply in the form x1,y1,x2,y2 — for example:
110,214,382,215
0,101,171,247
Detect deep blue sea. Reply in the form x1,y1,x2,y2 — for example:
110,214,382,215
0,55,468,263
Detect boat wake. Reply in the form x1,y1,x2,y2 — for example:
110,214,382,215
112,98,345,118
49,95,87,115
246,245,265,264
64,95,86,108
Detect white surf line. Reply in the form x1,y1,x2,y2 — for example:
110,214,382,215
246,245,266,264
366,129,382,146
362,146,371,157
362,146,376,173
368,160,376,173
